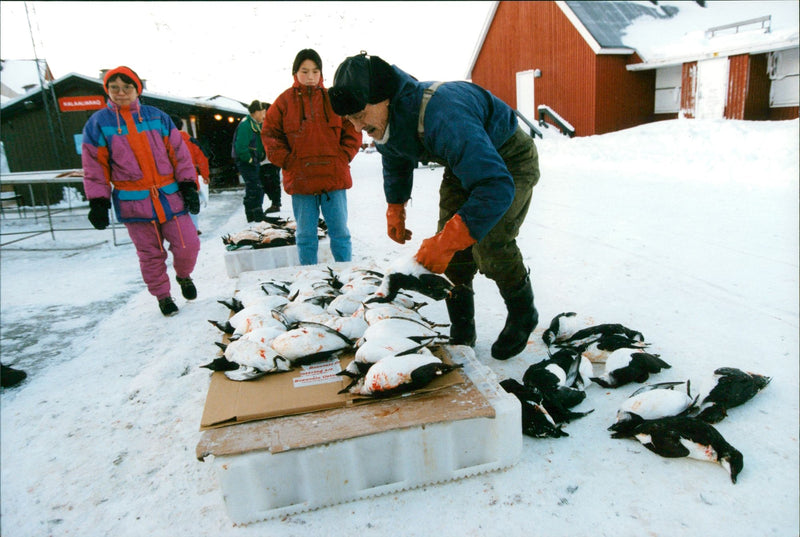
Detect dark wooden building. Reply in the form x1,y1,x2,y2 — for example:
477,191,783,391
1,72,248,188
467,1,799,137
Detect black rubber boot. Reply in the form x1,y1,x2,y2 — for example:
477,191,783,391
491,273,538,360
245,208,264,223
446,284,476,347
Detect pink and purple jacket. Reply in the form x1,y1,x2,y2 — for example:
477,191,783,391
82,98,197,224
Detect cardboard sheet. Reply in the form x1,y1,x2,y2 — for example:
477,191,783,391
199,348,465,430
196,376,493,459
196,345,494,460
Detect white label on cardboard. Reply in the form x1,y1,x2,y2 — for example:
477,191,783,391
293,358,343,388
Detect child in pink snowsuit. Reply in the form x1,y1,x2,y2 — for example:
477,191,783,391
81,66,201,317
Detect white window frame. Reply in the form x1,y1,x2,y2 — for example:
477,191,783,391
654,65,682,114
769,48,800,108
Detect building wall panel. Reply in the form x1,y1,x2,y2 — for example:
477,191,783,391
2,105,65,172
744,53,771,120
769,106,799,120
472,1,598,136
680,61,698,118
726,54,748,119
595,53,655,134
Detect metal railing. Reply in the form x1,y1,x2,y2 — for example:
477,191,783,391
0,169,129,247
705,15,771,38
537,105,576,138
514,110,543,139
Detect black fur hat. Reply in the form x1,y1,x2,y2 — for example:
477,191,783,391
247,100,266,114
329,51,398,116
292,48,323,74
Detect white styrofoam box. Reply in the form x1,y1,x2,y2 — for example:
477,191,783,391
208,347,521,524
224,238,332,278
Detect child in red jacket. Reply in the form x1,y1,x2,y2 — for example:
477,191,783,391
261,49,362,265
171,115,209,234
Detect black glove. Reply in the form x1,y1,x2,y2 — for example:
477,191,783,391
88,198,111,230
178,182,200,214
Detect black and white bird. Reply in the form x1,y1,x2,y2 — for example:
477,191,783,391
551,322,644,349
591,348,671,388
609,381,698,433
574,333,650,363
522,363,594,424
545,319,648,362
366,257,453,303
538,347,594,389
338,351,461,397
500,379,568,438
542,312,583,346
695,367,771,424
611,415,744,484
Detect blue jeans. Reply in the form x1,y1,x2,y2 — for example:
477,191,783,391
291,189,352,265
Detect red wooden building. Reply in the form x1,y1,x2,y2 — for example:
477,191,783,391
467,1,799,137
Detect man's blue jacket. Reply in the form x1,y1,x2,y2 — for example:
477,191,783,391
377,65,519,242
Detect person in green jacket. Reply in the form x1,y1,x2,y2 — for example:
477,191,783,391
233,100,268,222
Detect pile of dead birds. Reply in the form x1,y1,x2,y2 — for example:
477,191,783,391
221,216,328,250
204,257,460,397
501,311,771,484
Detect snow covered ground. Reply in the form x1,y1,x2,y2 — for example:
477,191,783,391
1,118,797,536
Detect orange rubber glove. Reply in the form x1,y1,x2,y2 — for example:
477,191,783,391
415,214,477,274
386,203,413,244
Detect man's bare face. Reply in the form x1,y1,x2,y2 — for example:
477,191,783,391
344,100,389,140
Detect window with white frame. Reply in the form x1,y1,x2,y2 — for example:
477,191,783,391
769,48,799,107
654,65,682,114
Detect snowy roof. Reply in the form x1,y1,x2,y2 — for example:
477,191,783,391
622,1,800,70
0,71,249,114
565,1,677,50
195,95,248,112
0,59,53,100
466,1,799,77
568,0,799,62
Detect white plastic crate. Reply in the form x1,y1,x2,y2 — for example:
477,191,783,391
223,238,332,278
199,346,521,524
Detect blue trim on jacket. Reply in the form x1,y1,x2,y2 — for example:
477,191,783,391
377,66,519,241
116,181,180,201
111,183,185,223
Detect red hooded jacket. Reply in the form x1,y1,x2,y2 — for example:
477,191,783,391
178,131,210,184
261,75,361,196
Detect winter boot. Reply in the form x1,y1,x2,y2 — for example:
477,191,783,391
446,284,476,347
158,297,179,317
245,208,264,223
491,273,538,360
265,204,281,214
177,277,197,300
1,364,27,388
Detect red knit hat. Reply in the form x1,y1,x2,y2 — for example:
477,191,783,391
103,66,143,95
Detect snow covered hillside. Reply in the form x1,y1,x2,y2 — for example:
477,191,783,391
1,118,797,536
